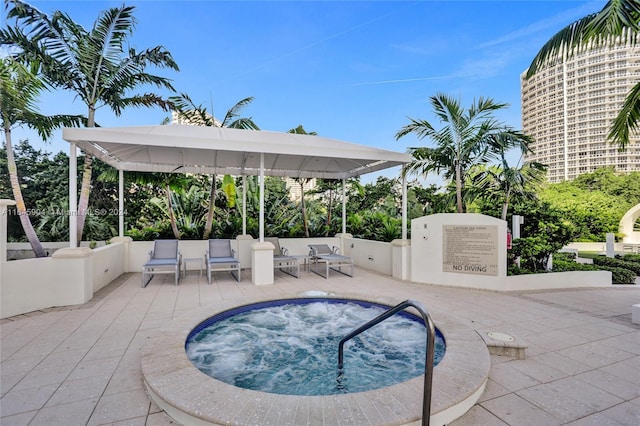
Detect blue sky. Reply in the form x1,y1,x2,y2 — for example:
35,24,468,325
5,0,602,183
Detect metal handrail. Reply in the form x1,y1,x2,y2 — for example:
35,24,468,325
337,299,435,426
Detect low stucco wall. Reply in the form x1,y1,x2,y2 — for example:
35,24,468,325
504,270,612,291
1,241,126,319
564,242,640,253
342,237,393,276
127,238,344,273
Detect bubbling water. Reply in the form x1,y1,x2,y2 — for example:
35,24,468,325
185,299,445,396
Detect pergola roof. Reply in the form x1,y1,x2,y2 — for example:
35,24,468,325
62,125,411,179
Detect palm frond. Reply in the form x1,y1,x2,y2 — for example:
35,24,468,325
607,80,640,150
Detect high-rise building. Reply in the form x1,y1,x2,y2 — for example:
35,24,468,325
520,42,640,183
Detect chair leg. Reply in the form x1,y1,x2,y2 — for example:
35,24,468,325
142,268,153,288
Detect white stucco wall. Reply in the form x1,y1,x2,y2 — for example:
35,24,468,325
1,249,92,318
341,237,393,276
411,214,508,291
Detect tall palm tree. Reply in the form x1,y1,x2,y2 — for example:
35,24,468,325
396,93,531,213
1,0,179,245
0,57,84,256
525,0,640,149
170,93,259,239
288,125,317,237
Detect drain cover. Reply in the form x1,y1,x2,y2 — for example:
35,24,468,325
487,332,515,342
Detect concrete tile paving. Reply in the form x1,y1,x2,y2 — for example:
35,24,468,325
1,269,638,425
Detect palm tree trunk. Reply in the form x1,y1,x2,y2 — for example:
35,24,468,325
4,127,47,257
455,162,464,213
76,153,93,245
167,184,180,239
326,187,333,236
501,188,511,221
203,174,216,239
300,181,309,238
76,107,97,246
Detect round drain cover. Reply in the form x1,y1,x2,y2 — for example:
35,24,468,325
487,332,515,342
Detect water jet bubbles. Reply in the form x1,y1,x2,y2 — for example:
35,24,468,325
186,299,445,395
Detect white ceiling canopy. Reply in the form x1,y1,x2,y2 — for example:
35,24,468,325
62,125,411,179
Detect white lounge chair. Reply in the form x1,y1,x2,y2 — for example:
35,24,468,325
142,239,182,287
308,244,353,278
205,239,241,283
266,237,299,278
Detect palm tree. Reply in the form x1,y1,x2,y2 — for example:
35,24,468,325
98,166,193,239
0,57,84,257
396,93,531,213
469,159,547,221
288,125,317,237
170,93,259,239
2,0,179,245
525,0,640,149
311,178,341,235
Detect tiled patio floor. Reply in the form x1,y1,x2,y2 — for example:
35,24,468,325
1,268,638,425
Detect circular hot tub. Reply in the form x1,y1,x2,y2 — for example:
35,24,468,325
185,298,446,396
142,295,489,425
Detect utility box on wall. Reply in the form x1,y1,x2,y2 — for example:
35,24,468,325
411,213,508,290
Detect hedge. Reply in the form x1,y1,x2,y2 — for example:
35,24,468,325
593,256,640,276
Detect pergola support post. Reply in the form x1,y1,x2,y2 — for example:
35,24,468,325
251,153,274,285
69,143,77,248
118,169,124,237
342,178,346,234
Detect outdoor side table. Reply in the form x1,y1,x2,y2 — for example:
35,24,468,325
183,257,203,277
291,255,311,272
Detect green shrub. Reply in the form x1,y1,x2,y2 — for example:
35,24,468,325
596,266,636,284
552,253,636,284
552,258,598,272
615,253,640,264
508,265,535,275
593,256,640,276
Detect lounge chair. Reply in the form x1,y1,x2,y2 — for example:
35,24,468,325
142,239,182,287
308,244,353,278
205,239,241,283
266,237,299,278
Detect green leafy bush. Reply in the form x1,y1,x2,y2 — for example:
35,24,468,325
593,256,640,276
598,266,636,284
552,252,636,284
616,254,640,264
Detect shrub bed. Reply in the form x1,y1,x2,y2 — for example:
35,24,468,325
552,252,637,284
593,256,640,276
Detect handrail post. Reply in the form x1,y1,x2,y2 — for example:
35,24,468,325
337,299,435,426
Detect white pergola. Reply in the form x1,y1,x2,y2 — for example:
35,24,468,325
62,125,412,247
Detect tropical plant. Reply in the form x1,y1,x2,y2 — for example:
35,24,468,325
169,93,259,239
396,93,533,213
0,56,84,256
469,142,547,220
288,125,318,238
310,178,342,235
525,0,640,149
36,199,115,242
2,0,180,244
